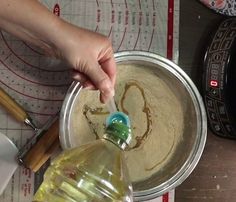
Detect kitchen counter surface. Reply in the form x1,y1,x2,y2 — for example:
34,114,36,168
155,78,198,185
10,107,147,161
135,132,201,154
176,1,236,202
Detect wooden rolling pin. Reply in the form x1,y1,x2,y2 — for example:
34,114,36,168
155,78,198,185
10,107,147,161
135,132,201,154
0,87,38,130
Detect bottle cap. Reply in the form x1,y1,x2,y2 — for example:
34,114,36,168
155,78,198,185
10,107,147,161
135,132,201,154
106,112,130,127
105,112,131,145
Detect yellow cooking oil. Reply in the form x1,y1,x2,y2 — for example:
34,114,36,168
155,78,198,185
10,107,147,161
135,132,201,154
33,112,133,202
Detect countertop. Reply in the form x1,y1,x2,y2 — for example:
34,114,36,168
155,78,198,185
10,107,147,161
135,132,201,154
176,1,236,202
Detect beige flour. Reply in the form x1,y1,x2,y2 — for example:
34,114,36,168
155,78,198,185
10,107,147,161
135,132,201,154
70,64,184,182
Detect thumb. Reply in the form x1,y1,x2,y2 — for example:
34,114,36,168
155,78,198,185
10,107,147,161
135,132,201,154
85,63,115,103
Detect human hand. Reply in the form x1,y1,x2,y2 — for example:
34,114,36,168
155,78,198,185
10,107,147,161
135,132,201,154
0,0,116,103
53,22,116,103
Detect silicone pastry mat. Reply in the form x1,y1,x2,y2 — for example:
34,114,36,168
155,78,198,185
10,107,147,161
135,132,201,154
199,0,236,16
0,0,179,201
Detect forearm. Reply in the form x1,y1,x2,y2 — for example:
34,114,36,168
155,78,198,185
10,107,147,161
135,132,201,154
0,0,116,103
0,0,62,56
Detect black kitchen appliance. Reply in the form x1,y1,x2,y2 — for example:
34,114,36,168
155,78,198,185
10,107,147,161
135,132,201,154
203,18,236,139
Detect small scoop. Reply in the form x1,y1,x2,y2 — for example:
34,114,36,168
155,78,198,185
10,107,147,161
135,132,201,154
106,97,117,114
0,132,18,195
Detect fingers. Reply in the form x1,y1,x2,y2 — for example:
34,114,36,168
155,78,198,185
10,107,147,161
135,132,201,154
99,46,117,87
97,43,117,103
72,71,87,83
99,56,116,88
72,72,96,90
84,62,115,103
64,30,117,104
73,64,115,103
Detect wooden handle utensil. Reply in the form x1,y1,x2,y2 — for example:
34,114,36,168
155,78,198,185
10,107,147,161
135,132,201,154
0,86,60,172
0,87,37,130
21,119,60,172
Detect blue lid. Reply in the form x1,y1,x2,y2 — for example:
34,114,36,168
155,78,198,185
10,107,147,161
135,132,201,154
105,112,130,127
105,112,131,145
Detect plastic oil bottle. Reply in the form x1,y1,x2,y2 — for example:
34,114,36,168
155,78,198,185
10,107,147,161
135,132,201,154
33,112,133,202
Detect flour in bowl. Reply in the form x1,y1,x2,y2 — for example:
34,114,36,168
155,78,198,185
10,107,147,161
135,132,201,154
70,63,184,182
